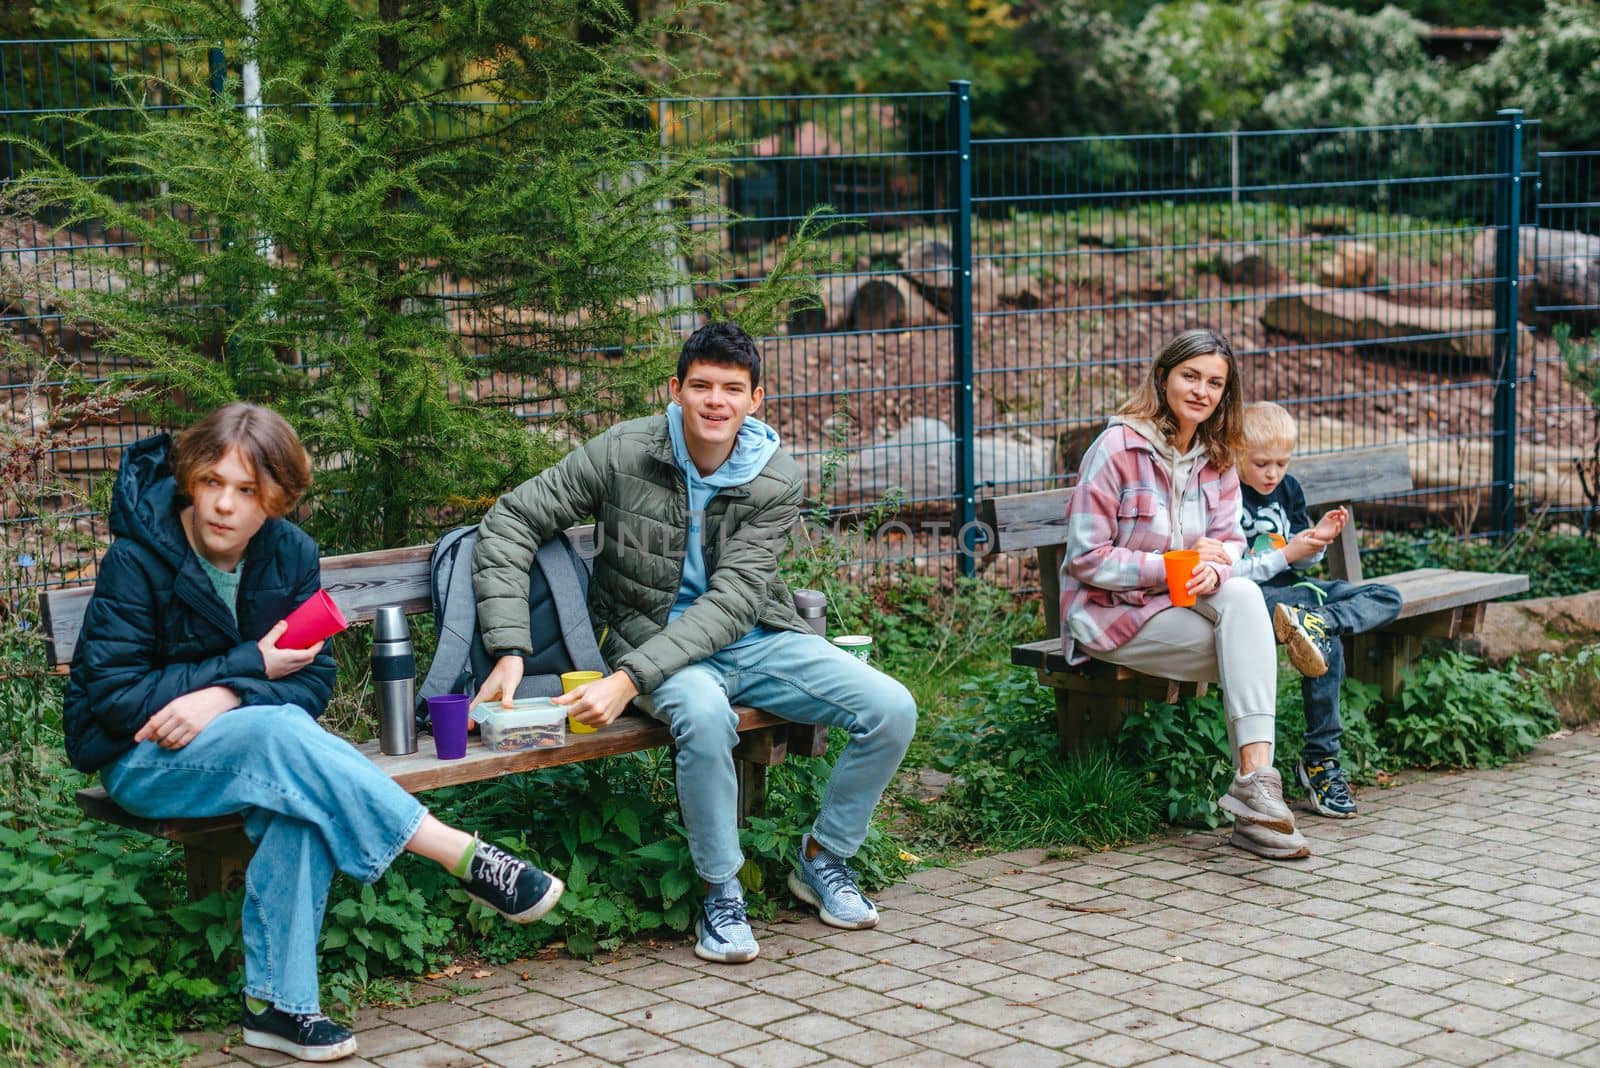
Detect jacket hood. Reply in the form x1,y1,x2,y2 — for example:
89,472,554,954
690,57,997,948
666,402,782,488
108,434,190,570
1109,416,1205,469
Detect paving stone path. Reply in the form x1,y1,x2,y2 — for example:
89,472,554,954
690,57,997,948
185,728,1600,1067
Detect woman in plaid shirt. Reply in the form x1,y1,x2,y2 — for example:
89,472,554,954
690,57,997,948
1058,329,1309,860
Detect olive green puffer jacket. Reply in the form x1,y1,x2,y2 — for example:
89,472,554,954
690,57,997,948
472,414,810,694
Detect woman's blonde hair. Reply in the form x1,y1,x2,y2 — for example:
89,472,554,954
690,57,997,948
171,402,311,518
1242,400,1297,452
1117,328,1244,470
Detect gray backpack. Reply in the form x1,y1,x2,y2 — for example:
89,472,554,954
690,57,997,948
415,526,607,716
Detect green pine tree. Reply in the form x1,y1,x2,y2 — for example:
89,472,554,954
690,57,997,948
2,0,769,551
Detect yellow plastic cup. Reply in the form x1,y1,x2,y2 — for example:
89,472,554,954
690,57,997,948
560,670,604,734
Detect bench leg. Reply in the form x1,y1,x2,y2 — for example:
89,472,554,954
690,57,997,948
182,841,250,901
1350,632,1423,701
1048,684,1127,757
735,760,768,826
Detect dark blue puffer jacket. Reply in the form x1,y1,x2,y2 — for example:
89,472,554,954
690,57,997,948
62,434,336,773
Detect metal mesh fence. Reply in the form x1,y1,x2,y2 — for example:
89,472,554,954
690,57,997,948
970,120,1531,529
2,38,1590,596
1530,145,1600,532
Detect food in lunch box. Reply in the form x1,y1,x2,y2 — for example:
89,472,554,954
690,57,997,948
477,698,567,752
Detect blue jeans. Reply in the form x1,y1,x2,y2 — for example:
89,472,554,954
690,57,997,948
1259,579,1404,763
637,631,917,884
101,704,426,1015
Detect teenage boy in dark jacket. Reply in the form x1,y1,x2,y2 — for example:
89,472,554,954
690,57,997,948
471,322,917,964
65,404,561,1063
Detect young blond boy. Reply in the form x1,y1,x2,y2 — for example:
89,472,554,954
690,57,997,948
1234,402,1402,818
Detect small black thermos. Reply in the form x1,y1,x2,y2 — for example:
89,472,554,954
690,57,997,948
372,605,417,756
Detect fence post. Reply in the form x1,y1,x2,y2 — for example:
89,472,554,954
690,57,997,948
949,80,976,575
1492,108,1524,540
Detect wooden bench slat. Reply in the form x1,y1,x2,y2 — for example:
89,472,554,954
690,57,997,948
42,525,601,669
75,705,801,837
1293,444,1412,508
978,489,1074,554
1373,568,1530,617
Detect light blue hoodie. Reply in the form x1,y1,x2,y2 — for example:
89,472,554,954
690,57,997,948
666,401,783,648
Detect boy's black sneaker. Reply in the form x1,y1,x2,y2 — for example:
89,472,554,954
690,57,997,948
241,996,358,1062
1298,758,1358,818
459,839,565,923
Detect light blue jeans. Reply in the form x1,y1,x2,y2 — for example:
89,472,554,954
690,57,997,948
100,704,426,1015
637,630,917,884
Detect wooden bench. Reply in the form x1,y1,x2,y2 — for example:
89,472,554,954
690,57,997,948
978,444,1530,755
42,527,827,899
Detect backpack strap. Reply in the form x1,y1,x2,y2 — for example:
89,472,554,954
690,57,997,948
417,526,480,708
537,533,607,675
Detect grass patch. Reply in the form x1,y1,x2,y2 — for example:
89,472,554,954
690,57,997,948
0,935,189,1067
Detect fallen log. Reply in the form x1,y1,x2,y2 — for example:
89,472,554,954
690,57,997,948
1261,285,1497,360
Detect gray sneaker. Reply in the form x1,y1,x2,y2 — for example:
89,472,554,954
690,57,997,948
694,880,759,964
787,834,879,930
1230,820,1311,860
1219,767,1297,834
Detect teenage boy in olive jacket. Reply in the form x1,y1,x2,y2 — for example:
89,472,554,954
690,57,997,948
470,322,917,964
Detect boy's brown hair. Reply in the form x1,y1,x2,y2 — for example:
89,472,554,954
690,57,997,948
171,402,311,518
1241,400,1298,452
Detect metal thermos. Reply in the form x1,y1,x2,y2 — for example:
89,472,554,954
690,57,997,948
372,605,417,755
793,588,827,637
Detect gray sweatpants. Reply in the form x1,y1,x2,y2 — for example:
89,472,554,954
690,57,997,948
1094,577,1277,757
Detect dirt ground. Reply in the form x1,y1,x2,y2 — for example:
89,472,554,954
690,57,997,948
756,233,1586,530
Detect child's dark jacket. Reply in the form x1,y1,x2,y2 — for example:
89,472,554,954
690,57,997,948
1236,473,1325,588
63,434,334,773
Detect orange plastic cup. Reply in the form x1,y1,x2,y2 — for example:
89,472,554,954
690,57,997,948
1162,550,1201,607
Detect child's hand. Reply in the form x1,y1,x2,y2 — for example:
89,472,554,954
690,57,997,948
257,621,324,680
1189,536,1232,566
1282,529,1328,564
552,670,639,729
135,686,241,749
1312,507,1348,542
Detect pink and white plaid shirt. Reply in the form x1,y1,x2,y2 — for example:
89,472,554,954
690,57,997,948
1058,421,1245,664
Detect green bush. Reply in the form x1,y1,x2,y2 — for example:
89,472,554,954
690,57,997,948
1364,527,1600,600
1118,690,1236,826
1465,2,1600,151
1382,649,1557,767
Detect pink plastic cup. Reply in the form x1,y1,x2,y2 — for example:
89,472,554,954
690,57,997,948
278,589,349,649
428,694,471,760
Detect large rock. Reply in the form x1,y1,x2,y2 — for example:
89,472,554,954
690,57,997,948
1462,590,1600,726
1464,590,1600,662
828,416,1057,507
1261,285,1498,360
902,240,1040,313
1468,225,1600,326
1315,240,1376,288
1217,245,1283,286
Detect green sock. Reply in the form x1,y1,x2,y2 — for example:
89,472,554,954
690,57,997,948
245,995,271,1014
451,837,478,879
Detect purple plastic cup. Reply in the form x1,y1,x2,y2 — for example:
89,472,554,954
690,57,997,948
427,694,471,760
